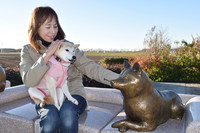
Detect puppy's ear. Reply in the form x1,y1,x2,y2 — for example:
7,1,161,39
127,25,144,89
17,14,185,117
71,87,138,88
58,43,63,49
74,44,80,49
132,62,142,72
124,60,131,69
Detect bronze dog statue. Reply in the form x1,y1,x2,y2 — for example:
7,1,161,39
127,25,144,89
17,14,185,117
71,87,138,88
0,66,6,92
110,61,184,132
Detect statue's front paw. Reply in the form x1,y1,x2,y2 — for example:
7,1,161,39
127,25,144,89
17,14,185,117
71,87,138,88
112,121,129,132
112,120,125,128
118,126,129,132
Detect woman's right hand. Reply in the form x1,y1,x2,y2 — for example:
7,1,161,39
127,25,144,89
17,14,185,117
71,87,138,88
42,39,64,64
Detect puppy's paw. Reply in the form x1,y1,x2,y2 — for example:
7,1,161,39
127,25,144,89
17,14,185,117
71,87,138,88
69,98,79,105
40,101,45,108
73,99,79,105
55,105,60,110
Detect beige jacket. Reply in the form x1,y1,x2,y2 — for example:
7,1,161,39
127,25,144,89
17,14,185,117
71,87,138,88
19,43,119,100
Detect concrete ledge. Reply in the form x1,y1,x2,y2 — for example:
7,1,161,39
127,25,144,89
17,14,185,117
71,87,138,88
152,82,200,95
0,85,123,133
0,85,29,105
0,112,34,133
185,96,200,133
179,94,198,105
85,87,123,105
33,101,123,133
6,80,10,88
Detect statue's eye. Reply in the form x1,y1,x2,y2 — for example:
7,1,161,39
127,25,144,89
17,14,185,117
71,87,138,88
66,49,69,52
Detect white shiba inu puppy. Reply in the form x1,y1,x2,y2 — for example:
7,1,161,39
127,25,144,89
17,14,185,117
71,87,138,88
28,40,79,110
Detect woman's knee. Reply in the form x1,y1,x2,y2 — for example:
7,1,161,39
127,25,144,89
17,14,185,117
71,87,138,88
59,100,79,132
41,123,59,133
60,100,78,118
59,111,78,133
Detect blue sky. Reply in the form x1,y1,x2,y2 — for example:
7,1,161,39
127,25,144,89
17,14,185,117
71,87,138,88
0,0,199,50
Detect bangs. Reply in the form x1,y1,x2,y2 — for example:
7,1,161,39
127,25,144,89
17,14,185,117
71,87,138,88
45,14,57,23
37,7,58,27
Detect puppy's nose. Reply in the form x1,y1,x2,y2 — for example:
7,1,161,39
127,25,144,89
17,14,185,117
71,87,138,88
72,56,76,60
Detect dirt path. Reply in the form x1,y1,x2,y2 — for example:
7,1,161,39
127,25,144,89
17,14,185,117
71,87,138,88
0,53,103,68
0,53,20,68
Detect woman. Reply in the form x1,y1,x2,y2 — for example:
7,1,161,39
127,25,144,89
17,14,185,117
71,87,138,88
20,6,119,133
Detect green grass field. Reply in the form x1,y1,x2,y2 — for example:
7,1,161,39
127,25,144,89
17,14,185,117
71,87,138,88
85,52,147,57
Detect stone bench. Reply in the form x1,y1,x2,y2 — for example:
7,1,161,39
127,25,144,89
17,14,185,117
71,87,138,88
0,85,123,133
0,83,200,133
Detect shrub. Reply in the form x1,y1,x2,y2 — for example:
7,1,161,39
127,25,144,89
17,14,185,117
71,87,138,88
103,37,200,83
4,67,23,86
101,57,128,65
145,37,200,83
82,75,111,88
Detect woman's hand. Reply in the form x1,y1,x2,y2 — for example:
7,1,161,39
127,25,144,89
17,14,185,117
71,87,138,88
42,39,64,64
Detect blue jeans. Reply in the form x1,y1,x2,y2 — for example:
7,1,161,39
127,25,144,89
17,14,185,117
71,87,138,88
35,95,87,133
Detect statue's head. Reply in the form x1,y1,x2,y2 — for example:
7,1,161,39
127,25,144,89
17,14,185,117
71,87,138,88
110,61,151,95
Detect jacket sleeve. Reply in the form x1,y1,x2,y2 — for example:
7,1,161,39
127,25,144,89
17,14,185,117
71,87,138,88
74,48,119,86
19,45,49,87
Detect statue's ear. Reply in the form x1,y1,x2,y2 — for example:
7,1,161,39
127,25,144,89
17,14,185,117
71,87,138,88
132,62,142,72
124,60,131,69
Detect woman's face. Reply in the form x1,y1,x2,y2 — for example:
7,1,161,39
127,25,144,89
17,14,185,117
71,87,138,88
38,17,58,42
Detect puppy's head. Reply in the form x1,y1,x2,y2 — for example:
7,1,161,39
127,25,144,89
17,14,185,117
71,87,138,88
55,40,80,63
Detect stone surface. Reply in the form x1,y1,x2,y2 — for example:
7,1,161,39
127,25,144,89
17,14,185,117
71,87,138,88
152,82,200,95
85,87,123,105
34,101,123,133
0,83,200,133
5,103,38,120
79,101,123,133
5,80,10,88
0,112,34,133
0,85,29,105
185,96,200,133
0,97,32,112
179,94,198,105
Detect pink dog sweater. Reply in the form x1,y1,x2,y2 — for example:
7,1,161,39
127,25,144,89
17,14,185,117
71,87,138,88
36,56,68,94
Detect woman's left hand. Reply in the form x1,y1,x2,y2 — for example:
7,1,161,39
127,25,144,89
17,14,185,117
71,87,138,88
43,39,64,64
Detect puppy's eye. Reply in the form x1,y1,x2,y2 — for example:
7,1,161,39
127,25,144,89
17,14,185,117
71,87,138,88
66,49,69,52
